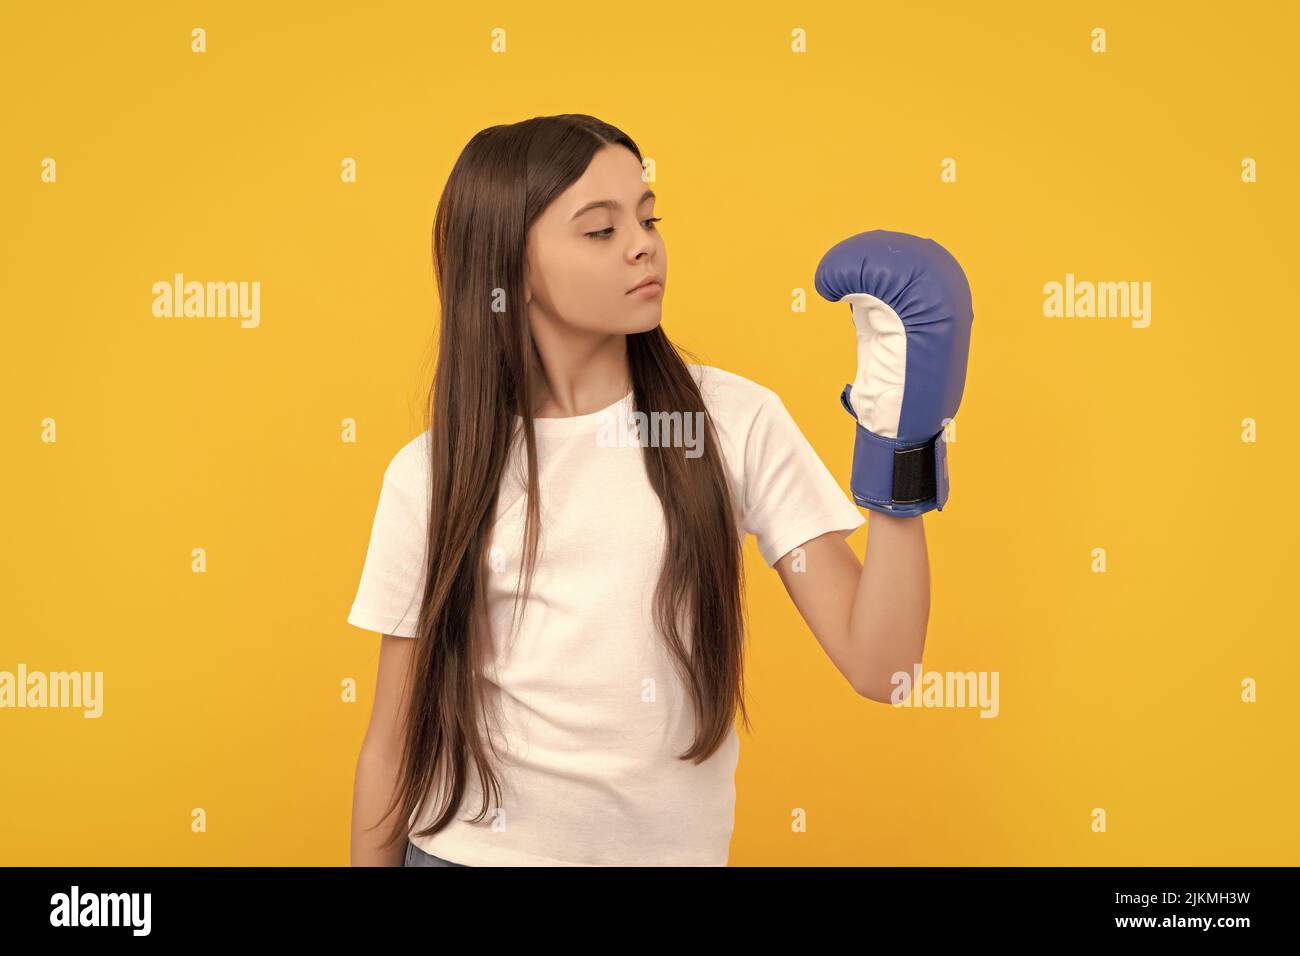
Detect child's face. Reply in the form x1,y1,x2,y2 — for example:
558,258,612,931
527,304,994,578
525,144,666,335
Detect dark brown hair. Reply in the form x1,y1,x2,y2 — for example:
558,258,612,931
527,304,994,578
374,113,749,847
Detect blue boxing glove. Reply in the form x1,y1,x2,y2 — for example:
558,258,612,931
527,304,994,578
814,229,974,517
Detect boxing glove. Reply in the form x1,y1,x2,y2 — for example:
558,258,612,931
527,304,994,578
814,229,974,517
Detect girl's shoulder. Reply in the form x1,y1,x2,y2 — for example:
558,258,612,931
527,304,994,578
382,429,432,493
686,363,780,419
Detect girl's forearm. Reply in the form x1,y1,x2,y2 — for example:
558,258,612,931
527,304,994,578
849,513,931,702
350,745,409,866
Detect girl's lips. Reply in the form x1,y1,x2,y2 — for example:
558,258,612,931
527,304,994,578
628,280,663,296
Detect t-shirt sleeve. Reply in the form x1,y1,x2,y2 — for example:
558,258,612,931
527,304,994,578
742,391,866,567
346,456,429,638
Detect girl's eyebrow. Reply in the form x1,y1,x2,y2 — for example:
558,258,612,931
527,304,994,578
569,189,656,221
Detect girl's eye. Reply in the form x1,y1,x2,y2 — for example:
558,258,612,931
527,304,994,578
586,217,662,239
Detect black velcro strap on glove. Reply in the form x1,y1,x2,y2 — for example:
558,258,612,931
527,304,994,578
891,439,937,505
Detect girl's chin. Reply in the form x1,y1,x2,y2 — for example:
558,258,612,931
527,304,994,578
624,312,663,334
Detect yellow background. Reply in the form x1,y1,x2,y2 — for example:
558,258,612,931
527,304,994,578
2,0,1296,866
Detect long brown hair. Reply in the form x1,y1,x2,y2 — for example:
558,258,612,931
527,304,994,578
376,113,749,848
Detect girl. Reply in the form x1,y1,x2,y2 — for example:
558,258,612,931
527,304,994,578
346,114,931,867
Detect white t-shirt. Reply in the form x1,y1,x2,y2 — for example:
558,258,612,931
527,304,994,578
346,364,865,866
